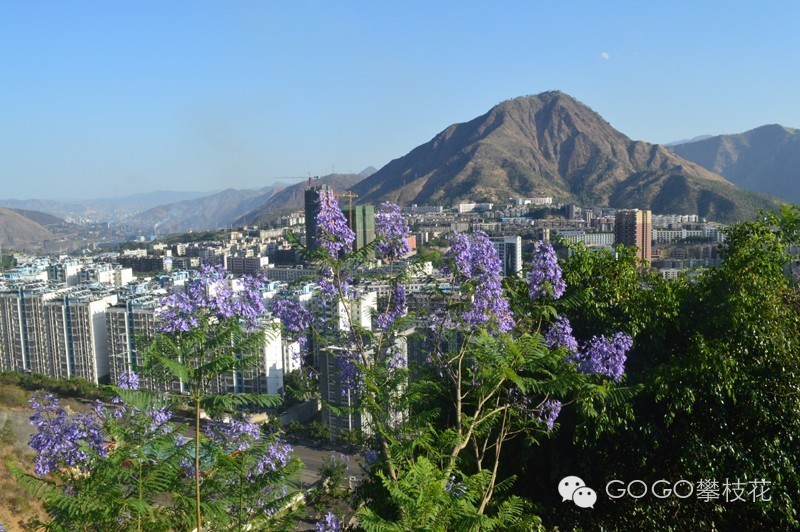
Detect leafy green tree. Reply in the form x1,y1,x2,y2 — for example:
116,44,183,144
536,209,800,530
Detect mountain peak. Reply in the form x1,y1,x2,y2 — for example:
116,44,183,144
351,91,777,221
671,124,800,203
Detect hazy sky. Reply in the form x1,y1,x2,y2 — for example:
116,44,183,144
2,1,799,200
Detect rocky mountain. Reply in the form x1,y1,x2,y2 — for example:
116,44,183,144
131,186,281,234
0,208,54,249
236,173,368,226
351,91,779,221
669,125,800,204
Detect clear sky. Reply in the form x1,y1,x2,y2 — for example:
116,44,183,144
2,1,799,200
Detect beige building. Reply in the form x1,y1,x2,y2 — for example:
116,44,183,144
615,209,652,263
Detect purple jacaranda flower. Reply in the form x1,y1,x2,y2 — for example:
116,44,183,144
528,241,566,300
315,189,355,256
443,232,472,279
536,399,562,431
156,264,267,333
387,346,407,369
28,393,106,476
148,406,172,434
444,231,514,333
375,202,411,261
269,298,312,334
570,332,633,382
316,512,341,532
117,370,139,390
318,267,352,300
256,441,293,474
364,448,378,468
376,283,407,331
209,417,261,452
336,349,362,396
545,315,579,354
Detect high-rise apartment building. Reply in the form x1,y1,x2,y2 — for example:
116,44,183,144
311,289,381,438
491,236,523,277
43,291,118,383
107,297,284,395
341,205,376,252
0,285,116,383
106,296,175,392
615,209,652,263
0,285,64,374
304,184,330,252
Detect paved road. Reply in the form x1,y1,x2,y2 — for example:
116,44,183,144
290,440,363,488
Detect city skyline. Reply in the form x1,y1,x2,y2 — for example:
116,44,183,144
2,2,799,200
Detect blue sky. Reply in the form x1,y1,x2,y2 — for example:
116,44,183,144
2,1,799,200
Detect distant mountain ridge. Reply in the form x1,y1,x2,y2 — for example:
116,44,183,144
665,134,713,146
669,124,800,204
0,190,215,224
131,186,282,234
351,91,779,221
236,173,368,226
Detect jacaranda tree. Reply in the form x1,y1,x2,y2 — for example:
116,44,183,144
285,191,639,530
15,265,301,531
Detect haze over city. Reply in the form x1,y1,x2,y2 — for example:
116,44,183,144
2,1,799,200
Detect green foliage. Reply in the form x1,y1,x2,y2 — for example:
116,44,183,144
307,420,331,442
535,209,800,530
0,418,14,445
0,371,110,401
0,252,15,270
316,454,350,500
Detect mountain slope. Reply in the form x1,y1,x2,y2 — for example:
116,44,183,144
669,124,800,204
9,209,72,228
236,173,367,226
352,92,778,221
0,208,54,248
131,186,280,233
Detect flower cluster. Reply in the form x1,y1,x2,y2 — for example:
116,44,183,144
528,241,566,299
376,283,407,330
117,369,139,390
28,393,106,476
269,298,312,335
336,349,363,396
148,406,172,434
256,441,293,474
318,267,353,300
316,512,341,532
444,231,514,333
570,332,633,382
375,202,411,261
545,315,579,354
536,399,563,431
315,189,355,256
209,417,262,452
156,264,267,332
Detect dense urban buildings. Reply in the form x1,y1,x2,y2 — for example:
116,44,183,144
0,195,727,439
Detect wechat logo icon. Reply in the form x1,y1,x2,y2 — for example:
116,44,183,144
559,476,597,509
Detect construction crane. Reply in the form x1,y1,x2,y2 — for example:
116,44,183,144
334,191,359,229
